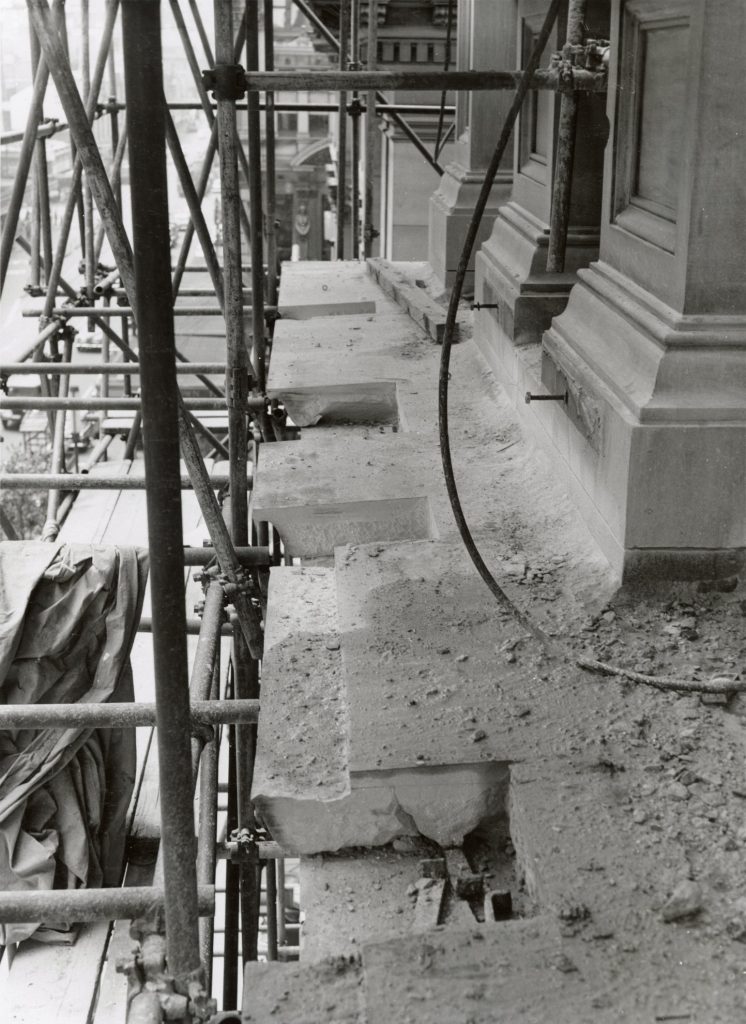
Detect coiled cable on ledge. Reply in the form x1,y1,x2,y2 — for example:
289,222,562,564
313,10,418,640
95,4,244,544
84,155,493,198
438,0,563,636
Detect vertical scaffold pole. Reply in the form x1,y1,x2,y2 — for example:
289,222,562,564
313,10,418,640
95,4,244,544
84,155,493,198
81,0,96,336
336,0,349,259
364,0,377,257
350,0,360,258
0,3,54,292
120,0,203,989
264,0,278,305
214,0,262,968
246,0,266,394
213,0,251,546
546,0,586,272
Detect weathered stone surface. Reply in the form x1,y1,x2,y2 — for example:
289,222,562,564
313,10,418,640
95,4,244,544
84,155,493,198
267,312,426,427
252,433,439,558
300,848,424,960
335,540,544,773
242,958,364,1023
251,567,349,822
278,260,389,319
252,562,513,855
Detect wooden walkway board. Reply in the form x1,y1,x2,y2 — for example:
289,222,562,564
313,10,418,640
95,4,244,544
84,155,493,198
3,457,218,1023
4,923,111,1024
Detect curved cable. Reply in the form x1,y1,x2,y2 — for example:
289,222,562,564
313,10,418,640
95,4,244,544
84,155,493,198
438,0,563,636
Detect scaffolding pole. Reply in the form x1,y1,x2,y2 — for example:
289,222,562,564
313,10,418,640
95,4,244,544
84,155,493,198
0,1,56,291
264,0,279,305
120,0,202,992
546,0,587,271
336,0,349,259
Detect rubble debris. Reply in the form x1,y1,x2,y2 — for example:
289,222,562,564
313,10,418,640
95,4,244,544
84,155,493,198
660,880,703,923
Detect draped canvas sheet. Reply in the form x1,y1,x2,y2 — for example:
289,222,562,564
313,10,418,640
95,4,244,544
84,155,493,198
0,542,148,944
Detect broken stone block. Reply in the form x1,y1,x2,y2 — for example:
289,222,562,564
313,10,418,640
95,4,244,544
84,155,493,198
267,313,429,427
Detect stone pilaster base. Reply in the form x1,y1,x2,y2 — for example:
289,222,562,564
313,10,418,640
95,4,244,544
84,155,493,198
475,202,600,348
474,259,746,579
428,162,511,293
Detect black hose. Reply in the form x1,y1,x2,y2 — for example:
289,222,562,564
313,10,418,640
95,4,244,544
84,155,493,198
438,0,563,637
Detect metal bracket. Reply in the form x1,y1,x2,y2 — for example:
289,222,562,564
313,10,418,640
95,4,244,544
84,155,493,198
548,38,609,92
225,826,261,865
202,64,247,102
348,96,364,118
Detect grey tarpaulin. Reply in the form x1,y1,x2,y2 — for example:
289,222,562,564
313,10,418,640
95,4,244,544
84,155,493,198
0,542,148,944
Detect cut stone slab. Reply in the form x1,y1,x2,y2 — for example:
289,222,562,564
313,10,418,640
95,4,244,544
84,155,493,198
251,565,349,812
267,311,502,435
252,544,540,856
252,433,439,558
252,561,517,855
242,958,364,1023
278,261,387,319
300,847,426,960
507,758,692,923
359,917,619,1024
267,313,431,427
335,540,546,775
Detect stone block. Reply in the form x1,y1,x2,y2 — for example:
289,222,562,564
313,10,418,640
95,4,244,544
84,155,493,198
242,958,363,1023
267,312,430,428
335,540,543,775
278,260,388,319
251,433,439,559
300,848,425,960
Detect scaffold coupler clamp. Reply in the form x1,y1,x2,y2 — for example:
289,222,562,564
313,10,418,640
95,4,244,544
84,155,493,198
225,366,255,409
549,37,610,90
218,565,258,603
348,95,364,118
58,321,78,347
119,914,217,1021
202,64,247,102
227,826,261,865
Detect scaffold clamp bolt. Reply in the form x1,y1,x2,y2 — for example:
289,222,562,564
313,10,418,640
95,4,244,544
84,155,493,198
202,64,247,101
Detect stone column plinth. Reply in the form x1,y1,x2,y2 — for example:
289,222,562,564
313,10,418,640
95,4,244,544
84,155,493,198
428,0,516,292
487,0,746,578
474,0,609,346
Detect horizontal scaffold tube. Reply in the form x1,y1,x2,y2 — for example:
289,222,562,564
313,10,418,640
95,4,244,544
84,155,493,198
0,697,259,730
139,616,232,635
242,68,607,93
0,472,248,490
22,304,277,317
0,362,227,375
0,396,265,411
183,545,270,566
0,886,215,924
97,100,455,114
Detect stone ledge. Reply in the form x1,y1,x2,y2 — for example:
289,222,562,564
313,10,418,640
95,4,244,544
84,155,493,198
278,260,390,319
